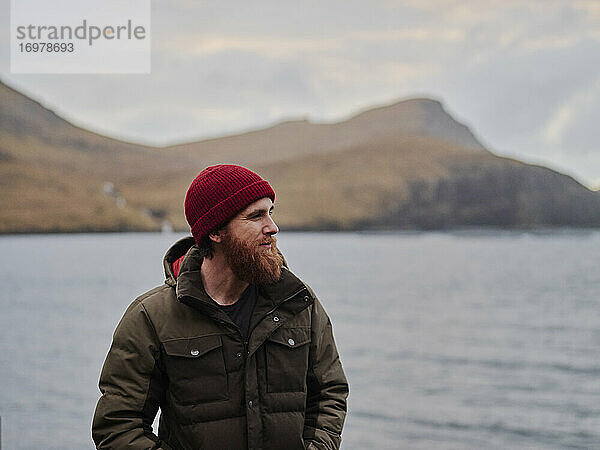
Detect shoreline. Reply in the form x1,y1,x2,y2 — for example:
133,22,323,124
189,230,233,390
1,225,599,238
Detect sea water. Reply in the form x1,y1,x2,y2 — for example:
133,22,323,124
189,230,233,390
0,231,599,449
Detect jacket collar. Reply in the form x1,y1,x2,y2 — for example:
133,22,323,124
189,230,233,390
163,237,314,350
163,236,312,315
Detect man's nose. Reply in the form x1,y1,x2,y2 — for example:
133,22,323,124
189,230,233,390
264,215,279,235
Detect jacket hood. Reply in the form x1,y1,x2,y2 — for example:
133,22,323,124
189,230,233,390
163,236,197,286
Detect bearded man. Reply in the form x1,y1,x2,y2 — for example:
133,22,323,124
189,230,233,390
92,165,349,450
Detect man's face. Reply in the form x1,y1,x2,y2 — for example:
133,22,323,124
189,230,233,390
220,197,283,285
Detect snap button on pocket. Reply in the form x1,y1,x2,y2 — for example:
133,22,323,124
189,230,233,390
288,338,295,346
190,349,199,356
273,316,280,322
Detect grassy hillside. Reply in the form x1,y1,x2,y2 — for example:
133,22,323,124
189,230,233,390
2,80,599,233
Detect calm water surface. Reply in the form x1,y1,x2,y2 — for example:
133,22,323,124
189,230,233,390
0,231,599,449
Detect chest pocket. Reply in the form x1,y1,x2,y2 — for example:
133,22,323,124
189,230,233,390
162,335,228,404
265,327,311,393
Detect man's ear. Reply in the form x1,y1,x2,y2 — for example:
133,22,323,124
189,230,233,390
208,228,224,243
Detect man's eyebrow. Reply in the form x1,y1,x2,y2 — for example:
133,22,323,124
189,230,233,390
245,205,274,218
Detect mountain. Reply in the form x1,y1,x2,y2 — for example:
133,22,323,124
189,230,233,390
0,81,187,232
1,79,599,233
165,97,487,166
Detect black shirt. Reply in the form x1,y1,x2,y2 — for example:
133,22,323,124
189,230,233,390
218,284,257,341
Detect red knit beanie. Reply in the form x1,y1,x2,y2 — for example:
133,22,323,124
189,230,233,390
184,165,275,244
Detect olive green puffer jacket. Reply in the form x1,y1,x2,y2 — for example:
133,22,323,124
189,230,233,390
92,237,348,450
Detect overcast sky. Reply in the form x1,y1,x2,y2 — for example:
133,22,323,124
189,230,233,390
1,0,599,188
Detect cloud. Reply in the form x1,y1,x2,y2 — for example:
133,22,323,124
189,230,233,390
350,28,465,43
1,0,599,185
154,26,466,63
573,0,600,19
539,79,600,150
155,34,341,59
544,78,600,151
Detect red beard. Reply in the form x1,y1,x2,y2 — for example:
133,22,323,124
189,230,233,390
221,233,283,285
